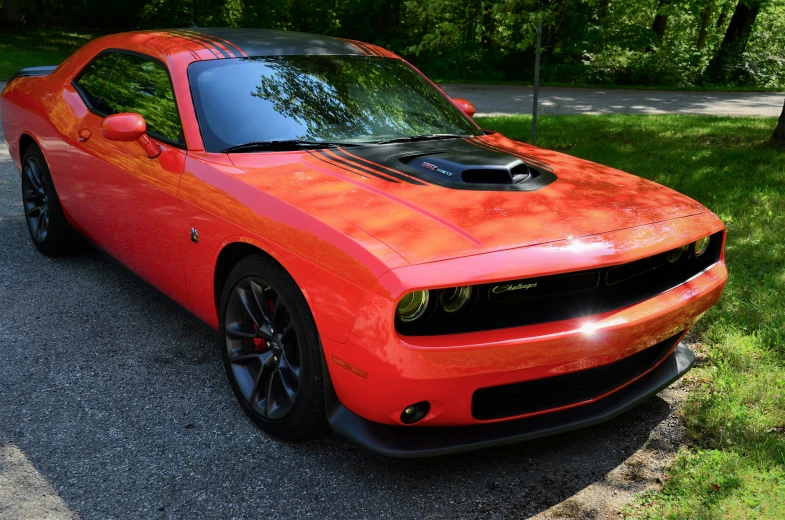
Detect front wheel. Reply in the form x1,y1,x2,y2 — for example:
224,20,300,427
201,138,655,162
219,254,327,440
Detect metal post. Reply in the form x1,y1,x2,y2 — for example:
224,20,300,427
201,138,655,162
531,15,542,145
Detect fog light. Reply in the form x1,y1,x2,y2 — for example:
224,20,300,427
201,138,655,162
439,286,472,313
667,244,688,263
400,401,430,424
397,290,429,322
693,236,711,257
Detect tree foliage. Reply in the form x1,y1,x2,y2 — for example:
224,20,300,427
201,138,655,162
2,0,784,87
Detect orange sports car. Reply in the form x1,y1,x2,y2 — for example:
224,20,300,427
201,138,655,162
1,28,727,457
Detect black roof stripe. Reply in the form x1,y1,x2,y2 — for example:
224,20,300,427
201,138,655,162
166,30,223,58
183,28,366,56
352,40,382,57
339,38,370,56
170,30,232,58
330,149,426,185
179,29,246,57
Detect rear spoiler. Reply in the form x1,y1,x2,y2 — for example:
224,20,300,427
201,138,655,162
10,65,58,80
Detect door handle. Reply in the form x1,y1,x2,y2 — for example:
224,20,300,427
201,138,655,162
77,128,92,143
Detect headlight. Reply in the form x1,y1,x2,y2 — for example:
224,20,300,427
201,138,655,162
693,236,711,257
668,244,689,263
439,286,472,313
397,290,430,322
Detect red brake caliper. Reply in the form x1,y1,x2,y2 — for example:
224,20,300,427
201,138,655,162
252,324,264,351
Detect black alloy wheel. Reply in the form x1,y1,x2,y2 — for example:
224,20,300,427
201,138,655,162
20,144,79,256
22,154,50,244
219,254,326,439
224,277,302,420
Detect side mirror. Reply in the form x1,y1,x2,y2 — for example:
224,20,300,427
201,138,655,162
452,97,476,118
101,112,160,158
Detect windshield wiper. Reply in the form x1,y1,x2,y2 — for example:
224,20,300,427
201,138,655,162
221,140,361,153
376,134,468,145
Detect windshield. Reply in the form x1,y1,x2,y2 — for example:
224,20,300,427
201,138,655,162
188,56,481,152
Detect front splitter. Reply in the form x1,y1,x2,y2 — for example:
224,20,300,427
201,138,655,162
326,344,694,458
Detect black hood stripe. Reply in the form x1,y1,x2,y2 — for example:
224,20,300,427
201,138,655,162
308,150,371,180
309,150,403,183
466,137,553,172
180,29,248,57
167,30,227,58
318,149,407,183
329,149,426,185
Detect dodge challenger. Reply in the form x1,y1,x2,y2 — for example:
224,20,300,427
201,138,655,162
0,28,727,457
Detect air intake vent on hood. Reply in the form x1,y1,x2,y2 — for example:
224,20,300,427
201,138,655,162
390,147,556,192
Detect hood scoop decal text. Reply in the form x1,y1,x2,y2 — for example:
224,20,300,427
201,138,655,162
332,138,557,192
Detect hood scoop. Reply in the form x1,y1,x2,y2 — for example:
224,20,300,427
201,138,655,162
387,148,557,192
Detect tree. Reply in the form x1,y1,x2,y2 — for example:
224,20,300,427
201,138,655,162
652,0,672,42
705,0,763,83
697,2,714,49
774,98,785,145
3,0,23,24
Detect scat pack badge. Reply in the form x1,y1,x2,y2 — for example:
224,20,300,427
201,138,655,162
421,161,454,177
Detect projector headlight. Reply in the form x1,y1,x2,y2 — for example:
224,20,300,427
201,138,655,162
668,244,689,263
439,286,472,313
693,236,711,258
397,290,430,322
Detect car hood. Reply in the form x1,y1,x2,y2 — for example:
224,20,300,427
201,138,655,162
228,134,706,265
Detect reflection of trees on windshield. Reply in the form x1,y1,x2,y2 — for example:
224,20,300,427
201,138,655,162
250,56,472,142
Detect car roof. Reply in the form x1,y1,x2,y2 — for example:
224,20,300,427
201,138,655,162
134,27,392,59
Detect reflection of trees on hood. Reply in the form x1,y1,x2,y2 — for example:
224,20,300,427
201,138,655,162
251,56,468,141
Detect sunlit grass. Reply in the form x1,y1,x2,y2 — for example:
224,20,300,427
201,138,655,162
0,28,95,80
476,114,785,518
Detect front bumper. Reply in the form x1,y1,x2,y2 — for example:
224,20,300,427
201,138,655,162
326,344,694,458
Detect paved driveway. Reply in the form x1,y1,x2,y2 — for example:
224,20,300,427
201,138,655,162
440,84,784,117
0,102,690,520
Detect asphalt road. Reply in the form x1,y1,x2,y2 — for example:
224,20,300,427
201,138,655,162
440,84,784,117
0,109,690,520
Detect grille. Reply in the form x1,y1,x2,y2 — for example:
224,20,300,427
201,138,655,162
471,333,682,420
397,230,723,336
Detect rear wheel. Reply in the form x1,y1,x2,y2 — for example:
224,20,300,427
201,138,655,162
219,254,327,439
21,144,79,256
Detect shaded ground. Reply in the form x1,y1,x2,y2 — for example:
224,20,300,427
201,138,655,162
0,111,690,520
440,84,784,117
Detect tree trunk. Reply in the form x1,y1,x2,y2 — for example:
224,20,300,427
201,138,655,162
716,3,730,28
652,14,669,42
705,1,761,83
697,3,713,49
774,98,785,145
651,0,672,42
3,0,23,24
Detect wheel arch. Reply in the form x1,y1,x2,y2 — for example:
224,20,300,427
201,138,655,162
214,241,266,314
213,240,313,321
18,132,39,162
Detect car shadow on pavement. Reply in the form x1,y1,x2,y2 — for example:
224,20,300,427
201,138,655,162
0,214,677,519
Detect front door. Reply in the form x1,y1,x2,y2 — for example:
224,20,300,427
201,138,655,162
67,51,190,306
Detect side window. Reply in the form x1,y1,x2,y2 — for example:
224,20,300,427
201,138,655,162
74,54,117,115
75,52,184,145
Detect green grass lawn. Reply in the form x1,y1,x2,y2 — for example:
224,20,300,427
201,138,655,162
475,114,785,518
0,28,95,80
441,79,785,93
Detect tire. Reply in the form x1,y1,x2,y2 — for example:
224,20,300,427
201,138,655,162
21,144,80,256
219,254,327,440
